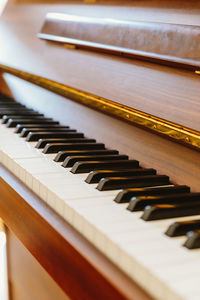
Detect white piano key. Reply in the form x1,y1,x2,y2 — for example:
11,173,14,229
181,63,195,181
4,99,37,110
168,277,200,298
187,292,200,300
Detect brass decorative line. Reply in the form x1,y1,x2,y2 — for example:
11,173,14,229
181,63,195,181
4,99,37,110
0,64,200,151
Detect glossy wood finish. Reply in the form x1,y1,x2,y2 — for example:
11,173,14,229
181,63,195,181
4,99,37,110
0,165,152,300
1,1,200,132
39,13,200,71
1,65,200,152
6,229,70,300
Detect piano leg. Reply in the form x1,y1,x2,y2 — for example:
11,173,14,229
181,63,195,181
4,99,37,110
6,228,70,300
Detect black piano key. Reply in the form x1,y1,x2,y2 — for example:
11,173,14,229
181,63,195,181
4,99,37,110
0,99,23,104
0,95,13,101
0,98,22,102
36,138,93,149
127,192,200,211
2,111,41,118
165,220,200,237
6,119,59,128
184,230,200,249
2,110,38,115
0,97,20,101
20,126,70,137
43,143,105,154
6,117,52,123
0,97,19,102
0,97,13,101
97,175,170,191
2,114,44,124
86,168,156,184
0,106,26,111
54,150,119,162
115,185,190,203
71,160,139,174
0,102,25,107
141,202,200,221
15,124,67,134
0,99,12,102
2,112,43,118
26,131,78,141
36,136,87,148
0,108,33,118
62,155,129,168
0,99,19,103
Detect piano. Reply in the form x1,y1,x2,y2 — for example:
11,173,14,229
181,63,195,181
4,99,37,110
0,1,200,300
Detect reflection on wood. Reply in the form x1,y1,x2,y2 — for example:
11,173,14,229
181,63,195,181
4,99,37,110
1,64,200,152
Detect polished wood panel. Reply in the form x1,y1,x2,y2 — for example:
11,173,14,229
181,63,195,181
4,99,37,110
6,229,70,300
0,165,152,300
1,0,200,131
1,65,200,152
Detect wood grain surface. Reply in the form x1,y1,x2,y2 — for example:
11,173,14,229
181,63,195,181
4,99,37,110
1,0,200,131
39,13,200,71
0,165,153,300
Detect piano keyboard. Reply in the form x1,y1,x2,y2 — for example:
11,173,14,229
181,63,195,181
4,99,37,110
1,95,200,300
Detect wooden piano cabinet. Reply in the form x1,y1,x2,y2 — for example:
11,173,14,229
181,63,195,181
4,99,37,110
0,165,153,300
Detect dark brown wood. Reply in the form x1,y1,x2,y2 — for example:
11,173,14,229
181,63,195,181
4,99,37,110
39,13,200,71
0,165,153,300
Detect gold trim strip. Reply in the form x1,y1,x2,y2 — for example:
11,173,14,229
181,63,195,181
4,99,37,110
0,64,200,151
